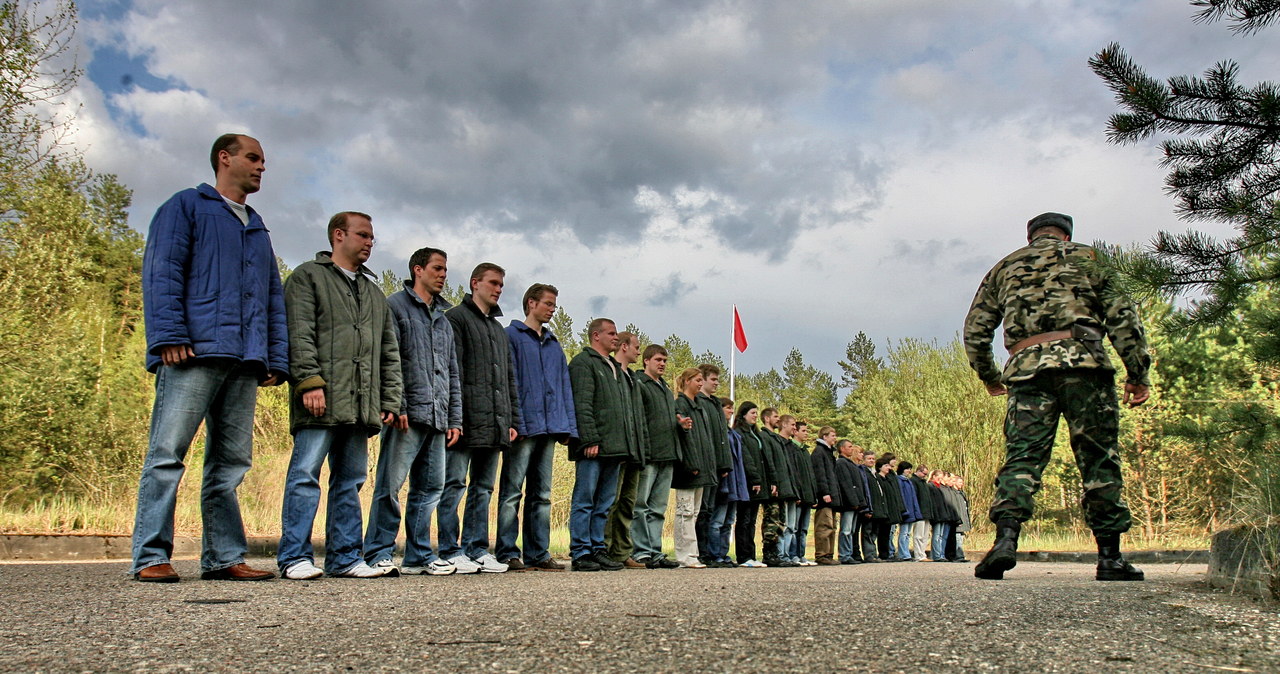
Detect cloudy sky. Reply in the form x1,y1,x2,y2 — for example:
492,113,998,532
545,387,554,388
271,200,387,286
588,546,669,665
69,0,1278,388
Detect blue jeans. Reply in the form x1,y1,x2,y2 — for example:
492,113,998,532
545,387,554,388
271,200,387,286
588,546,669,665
131,361,258,574
931,521,953,560
838,511,856,561
708,497,738,562
887,523,899,558
792,506,811,561
569,457,621,559
495,435,556,564
363,423,446,567
631,461,674,561
897,521,914,560
278,426,370,574
437,446,502,560
779,501,798,558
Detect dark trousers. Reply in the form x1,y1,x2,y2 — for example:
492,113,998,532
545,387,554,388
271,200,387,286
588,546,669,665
875,519,892,559
852,512,875,561
695,484,717,560
945,525,959,560
735,501,761,563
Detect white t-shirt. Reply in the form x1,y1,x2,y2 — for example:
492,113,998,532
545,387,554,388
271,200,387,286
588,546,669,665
223,197,250,226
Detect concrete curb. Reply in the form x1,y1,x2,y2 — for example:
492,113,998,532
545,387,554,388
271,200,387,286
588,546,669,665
1,533,1209,564
1207,526,1277,601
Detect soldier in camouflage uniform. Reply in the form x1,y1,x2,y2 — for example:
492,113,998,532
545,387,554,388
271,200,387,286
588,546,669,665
963,212,1151,582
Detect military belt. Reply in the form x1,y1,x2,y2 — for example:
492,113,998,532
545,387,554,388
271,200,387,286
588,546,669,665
1009,330,1072,355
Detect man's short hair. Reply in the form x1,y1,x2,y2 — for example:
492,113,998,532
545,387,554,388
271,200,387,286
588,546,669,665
587,317,614,338
819,426,835,437
408,247,446,281
779,414,796,426
795,421,808,431
642,344,668,361
836,439,853,450
470,262,505,283
761,407,779,419
616,331,639,350
522,283,558,314
210,133,246,174
698,363,721,378
327,211,372,245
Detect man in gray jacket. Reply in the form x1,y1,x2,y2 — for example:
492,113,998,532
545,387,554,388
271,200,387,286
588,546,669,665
277,211,402,580
363,247,463,576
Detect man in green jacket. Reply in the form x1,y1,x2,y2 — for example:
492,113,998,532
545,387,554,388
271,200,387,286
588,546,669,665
629,344,689,569
604,331,650,566
567,319,642,571
277,212,402,580
694,364,732,564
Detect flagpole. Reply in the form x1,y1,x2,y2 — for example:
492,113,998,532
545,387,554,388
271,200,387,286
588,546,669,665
729,304,736,404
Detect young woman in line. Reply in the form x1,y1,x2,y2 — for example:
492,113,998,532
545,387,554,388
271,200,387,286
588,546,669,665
671,368,717,568
731,401,771,568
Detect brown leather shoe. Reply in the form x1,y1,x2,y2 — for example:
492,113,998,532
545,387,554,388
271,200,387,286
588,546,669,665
200,563,275,581
816,557,840,566
624,557,647,569
135,563,180,583
530,558,565,571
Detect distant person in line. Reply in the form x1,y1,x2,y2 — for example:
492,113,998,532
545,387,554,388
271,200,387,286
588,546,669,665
440,263,521,574
964,212,1150,581
132,133,286,583
758,408,795,567
672,368,717,568
731,401,772,568
277,211,402,580
833,440,868,564
567,319,642,571
693,364,732,565
496,283,577,571
604,331,649,567
362,247,462,576
809,426,841,565
708,396,749,567
787,420,818,566
629,344,688,569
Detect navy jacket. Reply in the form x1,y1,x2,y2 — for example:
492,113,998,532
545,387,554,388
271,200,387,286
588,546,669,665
896,473,924,524
388,282,461,432
506,320,577,440
720,428,751,501
142,183,287,376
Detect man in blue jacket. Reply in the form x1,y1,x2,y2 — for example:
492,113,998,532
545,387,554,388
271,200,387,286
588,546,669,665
496,283,577,571
363,247,463,576
132,134,286,583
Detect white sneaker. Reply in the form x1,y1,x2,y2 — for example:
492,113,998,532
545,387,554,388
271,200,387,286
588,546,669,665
447,554,481,574
283,560,323,580
371,559,401,577
741,559,765,568
800,558,818,567
474,553,509,573
401,559,457,576
332,561,389,578
679,561,707,569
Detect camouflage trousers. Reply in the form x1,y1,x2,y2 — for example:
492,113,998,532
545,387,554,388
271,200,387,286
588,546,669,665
604,463,643,562
761,502,783,552
989,369,1132,535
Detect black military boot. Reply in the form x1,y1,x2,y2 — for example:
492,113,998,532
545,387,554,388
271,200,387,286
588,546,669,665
1095,534,1144,581
974,519,1020,580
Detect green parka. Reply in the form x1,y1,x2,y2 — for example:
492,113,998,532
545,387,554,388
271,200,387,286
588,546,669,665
567,347,642,461
636,371,683,464
735,425,770,502
285,252,402,436
672,393,717,489
760,428,796,501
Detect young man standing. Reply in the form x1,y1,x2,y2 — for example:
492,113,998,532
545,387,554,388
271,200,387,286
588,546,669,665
441,263,521,574
362,247,463,576
758,408,795,567
278,212,402,579
133,134,285,583
810,427,840,565
694,365,732,564
789,421,818,566
604,332,649,566
497,283,577,571
568,319,642,571
630,344,687,569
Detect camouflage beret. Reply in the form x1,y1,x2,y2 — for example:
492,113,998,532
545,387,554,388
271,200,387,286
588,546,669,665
1027,212,1073,239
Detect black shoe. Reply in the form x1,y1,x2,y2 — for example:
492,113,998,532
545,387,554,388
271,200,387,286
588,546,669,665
651,557,680,569
572,556,601,572
775,560,799,568
762,556,782,567
593,551,624,571
975,519,1021,580
1096,534,1144,581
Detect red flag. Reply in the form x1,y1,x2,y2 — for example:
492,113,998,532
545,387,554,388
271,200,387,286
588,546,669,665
733,305,748,353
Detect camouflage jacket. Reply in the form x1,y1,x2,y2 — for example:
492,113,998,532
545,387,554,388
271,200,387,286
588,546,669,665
963,234,1151,386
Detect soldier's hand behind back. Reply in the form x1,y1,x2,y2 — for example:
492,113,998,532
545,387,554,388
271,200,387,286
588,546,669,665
985,382,1007,397
1123,383,1150,407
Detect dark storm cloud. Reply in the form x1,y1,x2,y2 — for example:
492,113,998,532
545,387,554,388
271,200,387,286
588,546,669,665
645,273,697,307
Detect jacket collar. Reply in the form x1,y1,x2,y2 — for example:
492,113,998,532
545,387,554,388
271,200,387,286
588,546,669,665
197,182,265,229
509,319,557,343
402,280,453,312
462,293,503,319
313,250,376,279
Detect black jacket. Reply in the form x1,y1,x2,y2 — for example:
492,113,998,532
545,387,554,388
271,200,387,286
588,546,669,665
635,371,681,464
444,294,519,449
877,473,905,525
810,441,839,508
911,475,937,521
672,394,717,489
760,429,796,501
735,425,770,502
834,456,866,512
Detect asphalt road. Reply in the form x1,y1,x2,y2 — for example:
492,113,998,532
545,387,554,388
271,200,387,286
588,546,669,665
0,558,1274,672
